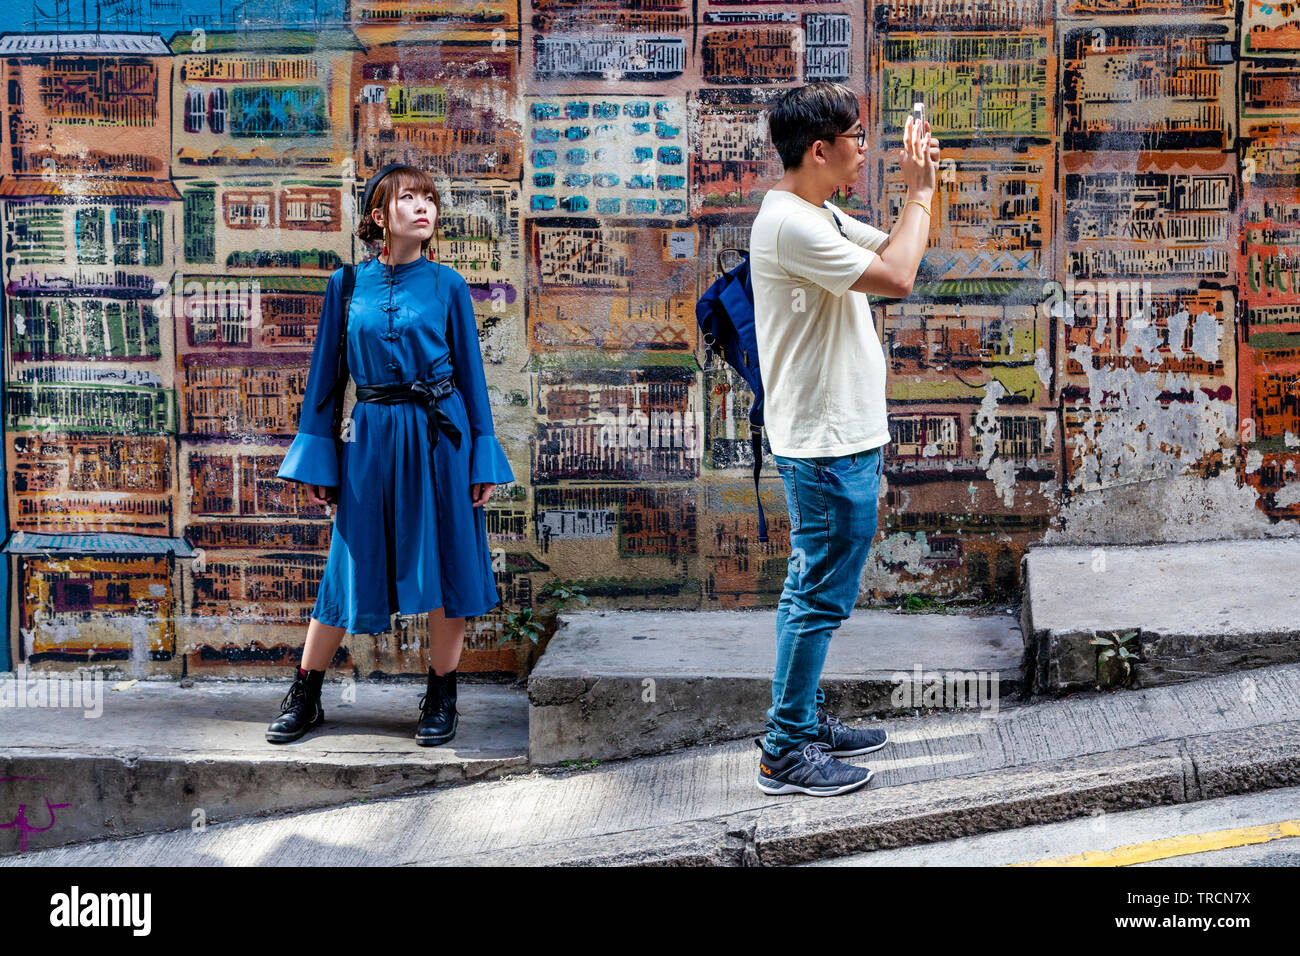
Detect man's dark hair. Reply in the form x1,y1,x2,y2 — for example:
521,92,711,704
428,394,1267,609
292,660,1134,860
764,82,861,171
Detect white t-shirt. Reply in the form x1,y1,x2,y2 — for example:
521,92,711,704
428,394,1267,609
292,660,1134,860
748,188,892,458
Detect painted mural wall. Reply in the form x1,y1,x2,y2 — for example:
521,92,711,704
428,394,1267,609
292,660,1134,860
2,1,1298,678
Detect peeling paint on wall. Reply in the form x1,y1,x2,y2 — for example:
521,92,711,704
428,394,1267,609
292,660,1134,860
1,1,1298,677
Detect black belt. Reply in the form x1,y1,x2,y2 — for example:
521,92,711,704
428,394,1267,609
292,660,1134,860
353,376,463,472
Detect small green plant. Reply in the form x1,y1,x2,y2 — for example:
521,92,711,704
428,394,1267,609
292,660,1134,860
562,759,599,770
892,594,1013,616
498,581,590,646
1090,629,1142,689
538,580,591,608
894,594,971,615
502,607,547,645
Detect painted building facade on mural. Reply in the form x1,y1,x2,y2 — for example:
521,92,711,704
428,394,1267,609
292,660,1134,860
1,0,1298,679
0,33,185,672
166,28,361,677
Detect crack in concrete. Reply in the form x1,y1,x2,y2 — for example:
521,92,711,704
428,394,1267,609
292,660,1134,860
721,813,761,866
1178,738,1203,802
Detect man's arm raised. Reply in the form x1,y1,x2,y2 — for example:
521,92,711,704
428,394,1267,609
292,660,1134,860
847,114,939,299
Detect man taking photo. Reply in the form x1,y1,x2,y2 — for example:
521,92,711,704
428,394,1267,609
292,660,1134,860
750,82,939,796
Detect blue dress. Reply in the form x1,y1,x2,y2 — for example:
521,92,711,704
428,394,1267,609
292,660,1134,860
276,256,515,633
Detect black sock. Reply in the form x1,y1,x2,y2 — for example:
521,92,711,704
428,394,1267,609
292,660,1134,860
297,665,326,694
761,742,790,762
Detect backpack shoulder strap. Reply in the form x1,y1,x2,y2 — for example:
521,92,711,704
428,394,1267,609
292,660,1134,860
339,263,355,349
696,248,772,543
331,264,355,443
824,202,848,238
751,424,768,544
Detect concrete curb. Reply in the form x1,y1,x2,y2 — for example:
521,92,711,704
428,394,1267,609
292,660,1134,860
0,680,531,854
419,718,1300,866
1021,541,1300,695
529,609,1024,764
1,749,529,853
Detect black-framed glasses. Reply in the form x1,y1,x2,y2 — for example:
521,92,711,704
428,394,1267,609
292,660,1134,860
836,127,866,148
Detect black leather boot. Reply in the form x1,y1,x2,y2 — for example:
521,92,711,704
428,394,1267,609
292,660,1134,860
416,667,458,746
266,666,325,743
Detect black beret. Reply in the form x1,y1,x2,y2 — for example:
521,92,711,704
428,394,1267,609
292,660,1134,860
360,163,407,224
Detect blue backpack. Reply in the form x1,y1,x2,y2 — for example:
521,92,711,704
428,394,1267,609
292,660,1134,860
696,202,847,543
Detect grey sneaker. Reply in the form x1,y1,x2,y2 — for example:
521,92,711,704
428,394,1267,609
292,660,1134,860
755,738,874,796
815,707,888,757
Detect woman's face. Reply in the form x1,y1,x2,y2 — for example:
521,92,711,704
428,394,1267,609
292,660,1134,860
373,183,437,243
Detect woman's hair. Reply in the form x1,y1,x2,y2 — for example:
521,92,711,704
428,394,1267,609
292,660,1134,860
356,164,443,258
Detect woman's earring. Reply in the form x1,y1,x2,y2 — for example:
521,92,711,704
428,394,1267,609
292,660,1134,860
381,227,388,259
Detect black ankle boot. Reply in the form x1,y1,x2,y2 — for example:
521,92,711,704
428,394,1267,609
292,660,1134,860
416,667,458,746
266,666,325,743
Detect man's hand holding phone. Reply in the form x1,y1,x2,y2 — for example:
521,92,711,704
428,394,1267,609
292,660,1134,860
900,108,940,204
845,104,940,301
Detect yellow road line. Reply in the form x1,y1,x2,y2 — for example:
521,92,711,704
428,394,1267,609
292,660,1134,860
1009,818,1300,867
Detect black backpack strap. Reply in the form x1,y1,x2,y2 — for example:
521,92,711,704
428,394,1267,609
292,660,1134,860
331,264,355,445
752,423,768,543
825,202,848,238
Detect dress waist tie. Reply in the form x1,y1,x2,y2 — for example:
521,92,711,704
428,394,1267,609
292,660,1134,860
353,376,463,474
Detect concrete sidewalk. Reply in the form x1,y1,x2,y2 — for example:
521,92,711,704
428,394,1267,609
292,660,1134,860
7,660,1299,866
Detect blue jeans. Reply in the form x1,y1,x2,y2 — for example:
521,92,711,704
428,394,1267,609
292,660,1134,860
764,446,885,756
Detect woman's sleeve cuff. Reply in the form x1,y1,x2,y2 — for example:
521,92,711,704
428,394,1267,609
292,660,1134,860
469,434,515,485
277,431,339,487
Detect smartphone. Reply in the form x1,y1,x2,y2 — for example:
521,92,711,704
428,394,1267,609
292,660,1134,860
913,101,925,129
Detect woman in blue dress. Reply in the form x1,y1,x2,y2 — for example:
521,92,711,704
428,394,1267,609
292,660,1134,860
265,164,515,747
